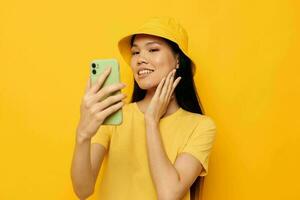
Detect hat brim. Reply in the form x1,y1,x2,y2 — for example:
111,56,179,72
118,32,196,76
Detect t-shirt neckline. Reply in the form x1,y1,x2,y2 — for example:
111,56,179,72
133,102,183,122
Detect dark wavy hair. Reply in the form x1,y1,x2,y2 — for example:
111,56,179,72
130,34,206,199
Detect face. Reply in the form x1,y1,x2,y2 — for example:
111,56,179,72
130,34,179,90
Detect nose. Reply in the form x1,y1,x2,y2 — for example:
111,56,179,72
136,51,148,65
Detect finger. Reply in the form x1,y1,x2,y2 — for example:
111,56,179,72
91,83,126,105
95,101,124,121
166,73,176,103
170,76,182,95
160,70,174,100
160,70,173,98
166,70,175,100
90,93,127,114
153,76,166,100
91,67,112,94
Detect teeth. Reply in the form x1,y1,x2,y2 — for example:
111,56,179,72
139,69,154,75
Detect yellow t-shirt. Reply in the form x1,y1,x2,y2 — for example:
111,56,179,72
91,102,217,200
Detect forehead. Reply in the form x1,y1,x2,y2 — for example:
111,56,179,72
131,34,166,47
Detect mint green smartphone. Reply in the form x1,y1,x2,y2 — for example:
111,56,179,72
90,58,123,125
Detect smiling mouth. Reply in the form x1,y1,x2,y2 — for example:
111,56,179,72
138,69,155,78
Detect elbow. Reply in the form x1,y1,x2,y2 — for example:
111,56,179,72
70,172,95,199
71,179,95,200
73,186,94,200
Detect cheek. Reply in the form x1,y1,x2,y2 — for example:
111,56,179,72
152,50,175,68
130,58,135,68
151,53,166,66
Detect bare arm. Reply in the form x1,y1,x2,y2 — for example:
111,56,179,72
70,66,126,199
145,121,203,200
142,70,203,199
70,134,107,199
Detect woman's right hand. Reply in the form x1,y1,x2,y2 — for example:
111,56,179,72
76,67,127,141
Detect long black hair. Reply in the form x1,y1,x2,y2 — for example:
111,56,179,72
130,34,205,199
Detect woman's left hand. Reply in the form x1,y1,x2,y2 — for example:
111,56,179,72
144,69,182,124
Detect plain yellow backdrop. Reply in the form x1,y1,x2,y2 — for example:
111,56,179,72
0,0,299,199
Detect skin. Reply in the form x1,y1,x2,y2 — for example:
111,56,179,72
130,34,203,200
130,34,182,122
71,34,202,200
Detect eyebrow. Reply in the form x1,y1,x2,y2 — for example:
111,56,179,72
131,41,162,48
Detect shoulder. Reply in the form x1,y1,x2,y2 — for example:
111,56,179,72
180,109,217,130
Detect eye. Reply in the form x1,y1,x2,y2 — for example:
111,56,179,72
131,49,159,55
149,49,159,52
131,51,139,55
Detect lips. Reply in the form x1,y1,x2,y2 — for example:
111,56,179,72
137,68,155,75
138,69,155,78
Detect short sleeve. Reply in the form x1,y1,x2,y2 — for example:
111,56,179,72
180,116,217,177
91,125,114,150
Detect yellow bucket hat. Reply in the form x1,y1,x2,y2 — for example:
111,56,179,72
117,16,196,75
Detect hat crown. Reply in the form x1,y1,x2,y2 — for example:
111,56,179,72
136,17,189,53
117,16,196,76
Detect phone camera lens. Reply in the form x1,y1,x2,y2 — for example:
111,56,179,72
92,69,96,74
92,63,96,68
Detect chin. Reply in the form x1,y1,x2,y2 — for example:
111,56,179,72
136,79,159,90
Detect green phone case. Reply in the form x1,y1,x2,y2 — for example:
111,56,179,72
90,58,123,125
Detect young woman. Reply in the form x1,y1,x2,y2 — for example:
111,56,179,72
71,17,217,200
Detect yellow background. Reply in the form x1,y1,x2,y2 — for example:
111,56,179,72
0,0,299,199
